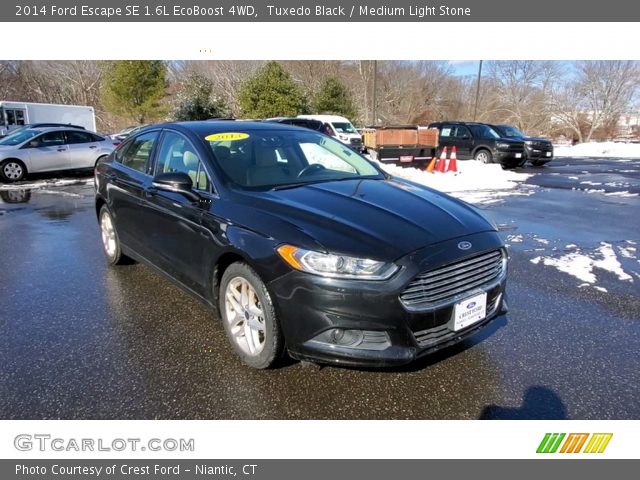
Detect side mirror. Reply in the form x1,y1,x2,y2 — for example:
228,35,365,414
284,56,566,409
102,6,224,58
151,172,201,202
27,140,39,148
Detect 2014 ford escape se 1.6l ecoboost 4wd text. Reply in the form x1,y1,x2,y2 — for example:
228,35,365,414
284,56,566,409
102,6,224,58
95,121,508,369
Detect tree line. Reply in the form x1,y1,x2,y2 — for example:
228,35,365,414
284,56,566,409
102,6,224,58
1,60,637,142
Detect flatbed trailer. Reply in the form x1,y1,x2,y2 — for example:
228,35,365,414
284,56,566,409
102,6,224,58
362,125,439,166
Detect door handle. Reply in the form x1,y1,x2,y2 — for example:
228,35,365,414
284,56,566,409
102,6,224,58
57,148,66,152
89,145,98,149
144,187,158,197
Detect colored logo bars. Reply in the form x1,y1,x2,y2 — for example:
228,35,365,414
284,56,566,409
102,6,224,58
537,433,613,454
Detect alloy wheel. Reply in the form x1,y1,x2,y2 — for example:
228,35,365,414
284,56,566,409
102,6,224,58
100,211,117,258
224,277,266,356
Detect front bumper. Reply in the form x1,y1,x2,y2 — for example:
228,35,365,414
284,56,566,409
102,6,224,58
494,150,526,166
525,145,554,161
268,232,508,367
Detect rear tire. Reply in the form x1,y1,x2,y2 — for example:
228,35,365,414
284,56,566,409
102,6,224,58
474,149,492,164
219,262,284,369
0,159,27,183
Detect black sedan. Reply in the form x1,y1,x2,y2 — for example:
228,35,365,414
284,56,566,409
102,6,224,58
95,122,508,368
490,124,554,166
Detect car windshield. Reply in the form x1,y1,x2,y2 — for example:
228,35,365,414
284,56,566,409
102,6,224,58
207,130,382,189
500,126,525,138
0,129,40,146
470,124,501,139
332,122,357,134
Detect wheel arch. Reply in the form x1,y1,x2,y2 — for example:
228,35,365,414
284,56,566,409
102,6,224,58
211,250,254,314
472,145,492,157
1,157,29,172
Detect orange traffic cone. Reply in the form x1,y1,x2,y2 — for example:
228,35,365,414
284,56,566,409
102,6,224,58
426,157,437,172
435,146,448,173
447,146,458,173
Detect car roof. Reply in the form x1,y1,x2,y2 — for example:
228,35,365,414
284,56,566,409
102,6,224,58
144,120,306,136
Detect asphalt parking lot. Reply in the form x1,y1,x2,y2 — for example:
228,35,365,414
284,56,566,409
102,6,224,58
1,157,639,420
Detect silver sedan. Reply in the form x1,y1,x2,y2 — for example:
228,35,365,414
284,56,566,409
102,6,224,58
0,127,117,182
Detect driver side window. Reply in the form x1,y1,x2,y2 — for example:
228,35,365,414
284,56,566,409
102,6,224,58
155,131,211,193
31,131,66,147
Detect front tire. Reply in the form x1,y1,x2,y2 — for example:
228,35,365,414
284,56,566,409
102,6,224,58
0,159,27,182
99,205,131,265
474,149,492,164
219,262,284,369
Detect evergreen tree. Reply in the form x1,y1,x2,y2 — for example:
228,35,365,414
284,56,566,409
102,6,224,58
172,73,228,121
312,76,357,120
238,61,306,118
102,60,167,123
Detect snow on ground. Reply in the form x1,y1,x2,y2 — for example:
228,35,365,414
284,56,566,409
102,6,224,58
506,234,523,243
555,141,640,158
374,159,533,205
530,242,634,286
0,178,91,191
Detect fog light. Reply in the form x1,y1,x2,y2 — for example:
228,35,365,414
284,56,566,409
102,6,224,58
330,329,364,347
309,329,391,351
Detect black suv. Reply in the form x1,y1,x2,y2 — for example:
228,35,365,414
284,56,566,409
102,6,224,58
490,124,554,166
264,117,332,135
428,121,526,168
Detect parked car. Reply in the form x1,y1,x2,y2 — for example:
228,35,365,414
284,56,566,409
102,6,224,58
110,124,149,142
297,115,363,151
0,127,117,182
428,121,526,168
265,117,332,135
490,124,554,166
95,121,508,369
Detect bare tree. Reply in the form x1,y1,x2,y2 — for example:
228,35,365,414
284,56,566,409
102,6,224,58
548,60,639,142
485,60,560,134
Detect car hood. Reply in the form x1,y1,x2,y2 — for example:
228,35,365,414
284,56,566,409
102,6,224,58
239,177,495,261
510,135,551,144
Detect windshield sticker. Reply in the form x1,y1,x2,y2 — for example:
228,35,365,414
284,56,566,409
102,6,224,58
205,132,249,142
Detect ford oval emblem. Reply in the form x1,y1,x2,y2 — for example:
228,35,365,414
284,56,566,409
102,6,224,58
458,241,472,250
466,301,476,309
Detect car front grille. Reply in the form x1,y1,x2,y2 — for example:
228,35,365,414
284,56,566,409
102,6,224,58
400,249,506,309
412,293,502,348
350,138,363,146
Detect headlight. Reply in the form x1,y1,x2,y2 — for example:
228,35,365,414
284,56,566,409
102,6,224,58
525,140,533,145
277,244,399,280
496,142,510,149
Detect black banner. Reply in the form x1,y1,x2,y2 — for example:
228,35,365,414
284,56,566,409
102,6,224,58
6,0,640,22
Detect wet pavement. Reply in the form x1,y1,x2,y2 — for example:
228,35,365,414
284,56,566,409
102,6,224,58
0,158,639,420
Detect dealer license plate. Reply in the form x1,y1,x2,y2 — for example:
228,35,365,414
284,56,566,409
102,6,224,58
400,155,414,163
453,292,487,331
546,151,552,157
515,153,522,158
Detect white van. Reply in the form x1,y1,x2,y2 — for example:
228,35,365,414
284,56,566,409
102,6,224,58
297,114,363,150
0,101,96,136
